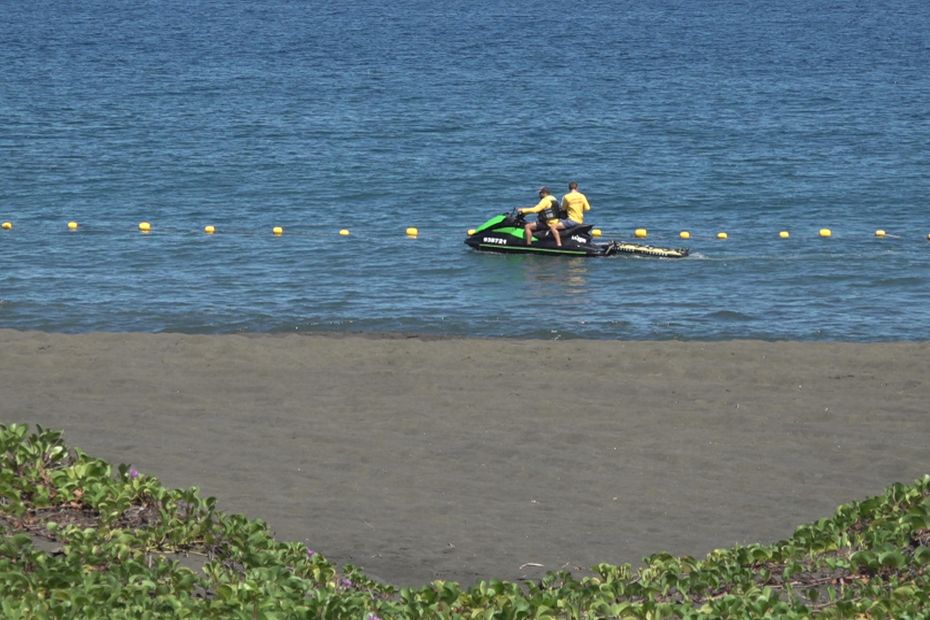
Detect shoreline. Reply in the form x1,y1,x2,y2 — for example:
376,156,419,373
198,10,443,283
2,329,928,585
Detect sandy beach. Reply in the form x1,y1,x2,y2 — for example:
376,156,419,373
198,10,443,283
2,329,928,586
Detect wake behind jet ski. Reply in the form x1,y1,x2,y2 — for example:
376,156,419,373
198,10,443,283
464,210,689,258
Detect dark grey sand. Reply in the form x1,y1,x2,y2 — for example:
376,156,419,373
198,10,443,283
2,330,928,586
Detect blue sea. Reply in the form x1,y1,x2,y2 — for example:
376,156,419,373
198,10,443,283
2,1,929,340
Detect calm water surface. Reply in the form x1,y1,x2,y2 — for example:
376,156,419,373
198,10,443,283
2,1,929,339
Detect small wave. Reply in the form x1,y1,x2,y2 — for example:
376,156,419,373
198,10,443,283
871,276,927,287
704,310,757,322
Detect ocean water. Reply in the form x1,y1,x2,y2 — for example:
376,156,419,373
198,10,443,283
2,0,929,340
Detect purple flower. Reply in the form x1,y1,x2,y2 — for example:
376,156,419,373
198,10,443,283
339,577,353,589
129,467,140,480
306,547,316,558
367,615,381,620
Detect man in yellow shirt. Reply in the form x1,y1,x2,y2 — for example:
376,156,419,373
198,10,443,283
561,181,591,226
518,186,564,246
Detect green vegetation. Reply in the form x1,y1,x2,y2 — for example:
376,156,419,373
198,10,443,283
2,423,929,618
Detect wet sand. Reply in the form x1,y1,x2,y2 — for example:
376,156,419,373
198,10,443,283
2,329,928,586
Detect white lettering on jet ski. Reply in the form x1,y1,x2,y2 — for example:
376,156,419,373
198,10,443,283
484,237,508,245
571,235,588,244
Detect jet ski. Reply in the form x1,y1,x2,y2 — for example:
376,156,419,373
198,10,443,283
464,211,689,258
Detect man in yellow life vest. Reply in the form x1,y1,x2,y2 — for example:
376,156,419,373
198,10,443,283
518,186,565,247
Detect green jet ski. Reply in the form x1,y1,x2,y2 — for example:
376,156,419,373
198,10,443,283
464,211,689,258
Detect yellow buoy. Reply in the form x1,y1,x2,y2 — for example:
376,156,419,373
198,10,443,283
679,231,690,240
67,221,78,230
717,232,728,240
204,225,216,234
2,221,12,230
405,227,419,237
467,229,476,236
779,231,790,239
592,228,602,237
272,226,284,235
339,229,350,236
819,228,832,238
874,229,886,238
138,222,151,232
634,228,647,238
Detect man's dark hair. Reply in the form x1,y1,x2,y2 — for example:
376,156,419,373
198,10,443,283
568,181,578,190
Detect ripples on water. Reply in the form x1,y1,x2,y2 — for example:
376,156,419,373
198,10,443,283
1,1,929,340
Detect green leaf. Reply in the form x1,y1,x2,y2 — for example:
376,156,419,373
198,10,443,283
878,550,906,570
850,550,878,572
913,546,930,565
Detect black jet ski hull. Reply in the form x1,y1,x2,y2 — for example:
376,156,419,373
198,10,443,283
465,227,608,256
464,212,689,258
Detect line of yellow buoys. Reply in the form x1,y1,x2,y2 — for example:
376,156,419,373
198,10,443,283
1,220,929,241
614,227,926,241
